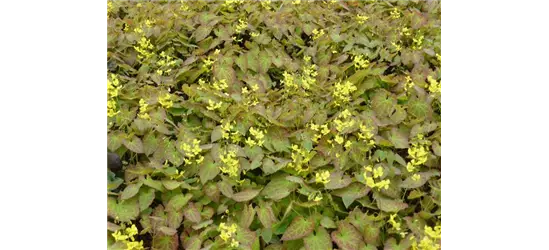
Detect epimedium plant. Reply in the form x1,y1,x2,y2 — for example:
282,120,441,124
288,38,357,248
107,1,441,250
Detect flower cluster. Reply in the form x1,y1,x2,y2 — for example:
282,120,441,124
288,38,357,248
412,33,425,50
245,127,266,147
156,51,178,76
241,85,259,107
390,7,401,19
333,109,355,132
218,222,240,248
299,56,318,91
357,123,376,148
158,93,173,109
356,14,369,24
220,150,240,177
235,18,248,33
332,80,357,107
260,0,272,10
138,99,150,120
281,71,297,90
391,41,402,52
388,214,402,231
107,74,121,117
427,75,441,95
288,144,314,174
180,139,203,165
207,99,223,111
111,224,144,250
363,165,390,190
400,27,412,36
312,28,325,40
353,54,369,69
134,36,154,60
411,225,441,250
315,170,330,185
406,134,431,172
404,75,415,93
309,122,330,143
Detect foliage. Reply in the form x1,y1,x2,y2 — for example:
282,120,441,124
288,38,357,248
107,0,441,249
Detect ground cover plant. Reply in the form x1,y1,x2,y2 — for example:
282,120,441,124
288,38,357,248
107,1,441,249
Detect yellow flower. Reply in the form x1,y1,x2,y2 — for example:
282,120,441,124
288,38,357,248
353,54,369,69
334,135,344,145
315,170,330,184
158,93,174,109
230,238,240,248
333,80,357,106
111,230,129,242
126,241,144,250
427,75,441,94
390,7,401,19
292,0,301,5
312,28,325,40
320,124,330,135
220,150,240,177
207,99,223,111
412,173,421,181
377,179,391,190
218,223,238,242
107,99,119,117
365,176,376,188
356,14,369,24
344,140,353,149
235,18,248,33
388,214,401,231
195,155,204,164
373,166,384,178
250,32,260,37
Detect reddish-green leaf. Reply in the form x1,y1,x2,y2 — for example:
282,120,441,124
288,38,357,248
281,216,315,241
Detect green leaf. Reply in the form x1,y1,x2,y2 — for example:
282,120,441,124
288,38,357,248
281,216,315,241
235,228,257,250
239,204,256,229
363,222,381,245
247,49,259,72
320,216,337,229
182,235,202,250
261,176,298,200
325,171,352,190
257,203,277,228
143,132,159,155
167,209,183,229
152,234,179,250
138,187,155,211
375,195,408,213
194,24,212,42
120,183,142,200
213,58,236,84
232,189,262,202
331,222,364,250
371,89,396,117
259,50,271,73
184,202,201,223
166,193,193,211
332,182,370,208
108,132,124,152
162,180,181,190
107,197,139,222
199,156,220,184
217,179,234,197
400,171,440,189
304,227,331,250
211,126,223,143
143,176,165,192
123,136,144,154
388,128,409,149
407,97,430,119
262,158,287,175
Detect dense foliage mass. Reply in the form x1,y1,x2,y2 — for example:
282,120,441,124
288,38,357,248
107,1,441,249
